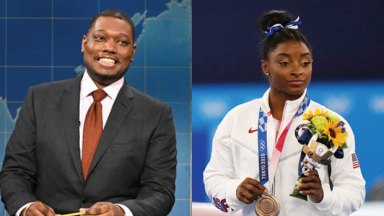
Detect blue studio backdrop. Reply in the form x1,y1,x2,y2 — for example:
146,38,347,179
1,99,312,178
0,0,191,215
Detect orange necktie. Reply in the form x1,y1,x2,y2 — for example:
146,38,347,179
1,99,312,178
82,89,107,180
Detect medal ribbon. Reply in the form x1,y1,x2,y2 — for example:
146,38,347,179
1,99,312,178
258,94,310,186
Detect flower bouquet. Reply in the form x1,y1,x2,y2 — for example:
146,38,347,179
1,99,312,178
290,109,348,200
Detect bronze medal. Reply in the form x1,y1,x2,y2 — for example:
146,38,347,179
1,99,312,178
254,192,280,216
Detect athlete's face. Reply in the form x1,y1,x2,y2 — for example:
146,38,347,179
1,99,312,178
82,16,136,87
261,40,312,100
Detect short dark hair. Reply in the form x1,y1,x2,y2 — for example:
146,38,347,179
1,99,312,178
86,9,136,41
257,10,312,60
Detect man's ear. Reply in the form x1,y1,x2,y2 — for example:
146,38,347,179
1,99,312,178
81,35,87,53
133,43,137,55
130,44,137,62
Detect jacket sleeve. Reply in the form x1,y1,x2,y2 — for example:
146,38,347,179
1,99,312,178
121,105,177,216
314,120,366,216
203,111,245,214
0,88,38,215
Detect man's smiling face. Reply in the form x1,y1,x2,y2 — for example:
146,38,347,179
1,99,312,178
81,16,136,87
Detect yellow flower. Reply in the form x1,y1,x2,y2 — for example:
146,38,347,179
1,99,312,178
324,120,348,148
303,109,328,120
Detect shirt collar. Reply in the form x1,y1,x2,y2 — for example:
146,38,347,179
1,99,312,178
80,70,125,100
261,88,308,114
284,88,308,115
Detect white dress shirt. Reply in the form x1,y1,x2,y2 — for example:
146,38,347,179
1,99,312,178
80,71,133,216
79,70,124,156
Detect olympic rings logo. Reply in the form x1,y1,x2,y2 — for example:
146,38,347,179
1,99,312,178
259,140,266,151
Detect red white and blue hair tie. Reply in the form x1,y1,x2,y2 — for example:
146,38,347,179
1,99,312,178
265,16,302,37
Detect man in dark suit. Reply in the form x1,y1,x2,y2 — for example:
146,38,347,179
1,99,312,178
0,9,177,216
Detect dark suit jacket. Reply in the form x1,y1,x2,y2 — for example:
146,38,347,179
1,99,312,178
0,75,177,216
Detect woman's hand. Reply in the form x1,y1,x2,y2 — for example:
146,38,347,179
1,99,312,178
298,170,324,203
236,177,266,204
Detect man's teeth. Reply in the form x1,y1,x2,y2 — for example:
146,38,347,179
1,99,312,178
99,58,115,64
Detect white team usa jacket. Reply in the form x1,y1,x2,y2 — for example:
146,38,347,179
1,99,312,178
204,89,365,216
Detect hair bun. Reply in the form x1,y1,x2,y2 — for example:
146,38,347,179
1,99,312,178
257,10,311,60
259,10,295,32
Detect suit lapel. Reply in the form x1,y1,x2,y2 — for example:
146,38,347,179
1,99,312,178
89,84,134,174
61,76,84,183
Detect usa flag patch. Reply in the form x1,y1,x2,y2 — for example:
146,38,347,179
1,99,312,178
352,153,360,169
